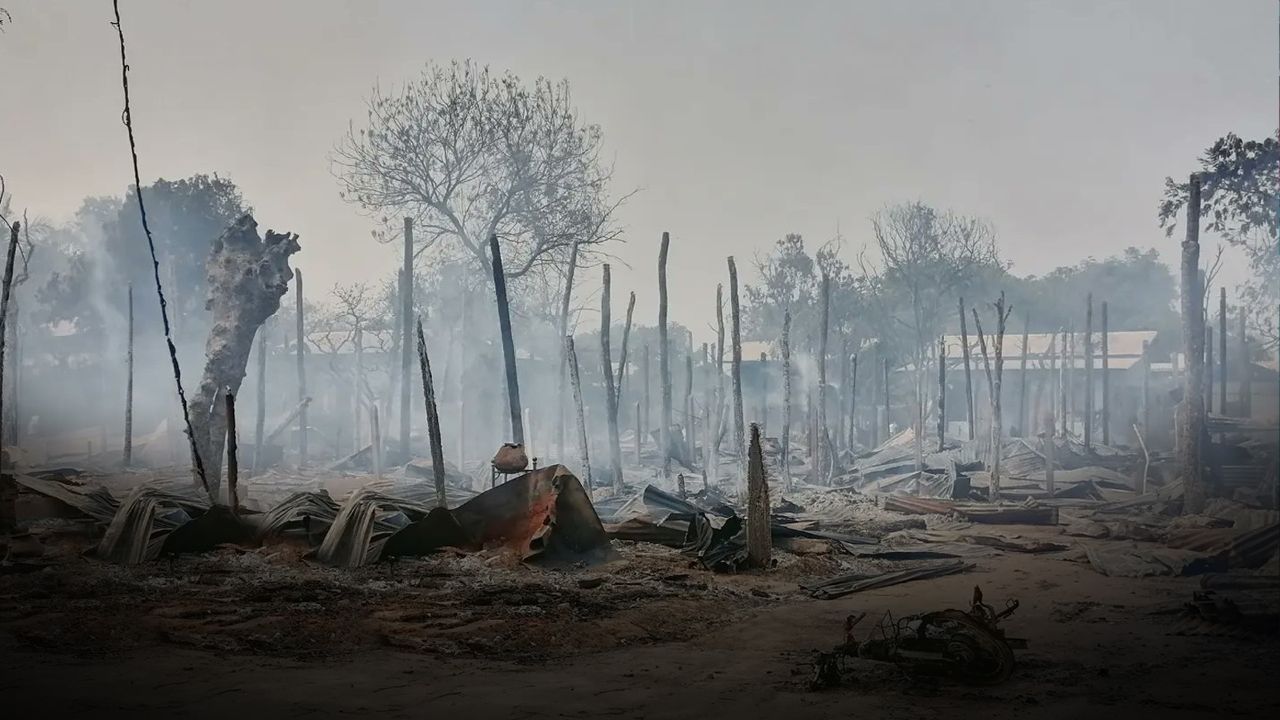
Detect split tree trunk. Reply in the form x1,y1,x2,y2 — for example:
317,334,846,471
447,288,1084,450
658,232,672,478
416,319,447,507
745,423,771,569
556,240,580,458
489,234,524,444
566,336,592,492
727,257,745,487
190,214,300,498
600,265,623,490
959,297,975,441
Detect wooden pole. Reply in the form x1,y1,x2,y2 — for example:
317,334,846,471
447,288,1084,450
848,353,858,450
123,284,135,466
781,310,792,491
252,323,267,476
1018,313,1029,438
1179,174,1207,514
416,318,447,507
352,325,363,451
746,422,771,569
457,292,468,467
1219,287,1227,415
1239,309,1251,417
817,271,830,476
937,336,947,452
0,221,17,463
1141,339,1150,435
882,356,890,440
1084,293,1093,450
1101,302,1110,445
400,218,414,458
634,401,642,465
658,232,672,478
225,390,238,511
686,350,696,461
642,344,651,448
616,292,636,409
757,352,767,433
294,269,307,466
728,257,745,486
370,404,383,480
566,336,592,492
838,337,849,453
489,234,524,444
1205,325,1214,413
971,292,1012,502
600,264,623,490
1058,328,1067,439
959,297,975,441
714,285,725,456
1041,410,1055,496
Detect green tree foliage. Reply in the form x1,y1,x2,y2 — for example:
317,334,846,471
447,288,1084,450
744,234,867,352
1159,132,1279,348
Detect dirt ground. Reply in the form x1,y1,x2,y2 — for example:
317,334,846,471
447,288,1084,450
2,535,1277,720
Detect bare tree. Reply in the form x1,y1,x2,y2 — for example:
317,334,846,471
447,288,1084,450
971,292,1013,502
334,60,629,282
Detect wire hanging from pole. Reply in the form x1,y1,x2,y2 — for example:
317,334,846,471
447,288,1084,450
110,0,210,495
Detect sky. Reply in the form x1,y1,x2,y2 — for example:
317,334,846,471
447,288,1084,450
0,0,1274,340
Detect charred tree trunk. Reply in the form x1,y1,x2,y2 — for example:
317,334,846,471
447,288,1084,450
714,285,725,454
1141,339,1151,434
557,240,580,458
295,268,307,467
643,345,651,448
838,337,849,453
490,235,524,444
959,297,975,441
634,401,642,465
225,390,239,512
658,232,672,477
882,356,890,441
123,284,135,466
0,221,17,463
1084,294,1094,450
817,271,830,477
566,336,592,492
416,319,447,507
1239,309,1251,417
848,353,858,450
1179,173,1207,513
1041,410,1055,496
1058,328,1067,439
190,215,300,498
746,423,771,569
686,351,696,462
702,343,712,486
600,265,623,490
252,324,268,476
972,292,1012,502
616,291,635,408
937,336,947,452
352,325,363,452
1205,326,1214,413
781,310,792,491
1018,313,1029,438
1219,288,1227,416
400,218,413,458
728,257,745,486
1101,302,1110,445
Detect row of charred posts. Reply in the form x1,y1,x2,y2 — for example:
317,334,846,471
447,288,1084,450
0,173,1233,524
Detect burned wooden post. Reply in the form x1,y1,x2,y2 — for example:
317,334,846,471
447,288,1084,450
0,221,17,462
1018,313,1029,438
123,284,135,466
370,404,383,480
416,319,447,507
658,232,673,477
714,284,726,457
352,324,364,451
252,324,267,475
642,344,651,448
556,240,580,458
1058,328,1068,439
757,352,767,433
838,337,849,453
616,291,636,410
295,268,307,466
746,422,771,569
1101,302,1110,445
189,215,299,495
634,401,642,465
1178,174,1208,514
882,356,890,440
400,218,413,458
1141,340,1151,435
728,256,746,485
600,265,623,490
701,342,712,486
817,271,830,476
1041,410,1055,496
937,336,947,452
781,310,792,491
489,234,524,444
566,336,593,492
1219,288,1227,415
972,292,1013,502
847,352,858,450
959,297,975,441
1205,326,1214,413
225,390,239,512
1239,309,1251,417
1084,293,1093,450
686,351,696,462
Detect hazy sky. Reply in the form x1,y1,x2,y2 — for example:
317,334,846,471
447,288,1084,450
1,0,1274,337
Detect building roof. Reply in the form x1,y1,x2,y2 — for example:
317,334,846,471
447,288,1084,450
940,330,1158,371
